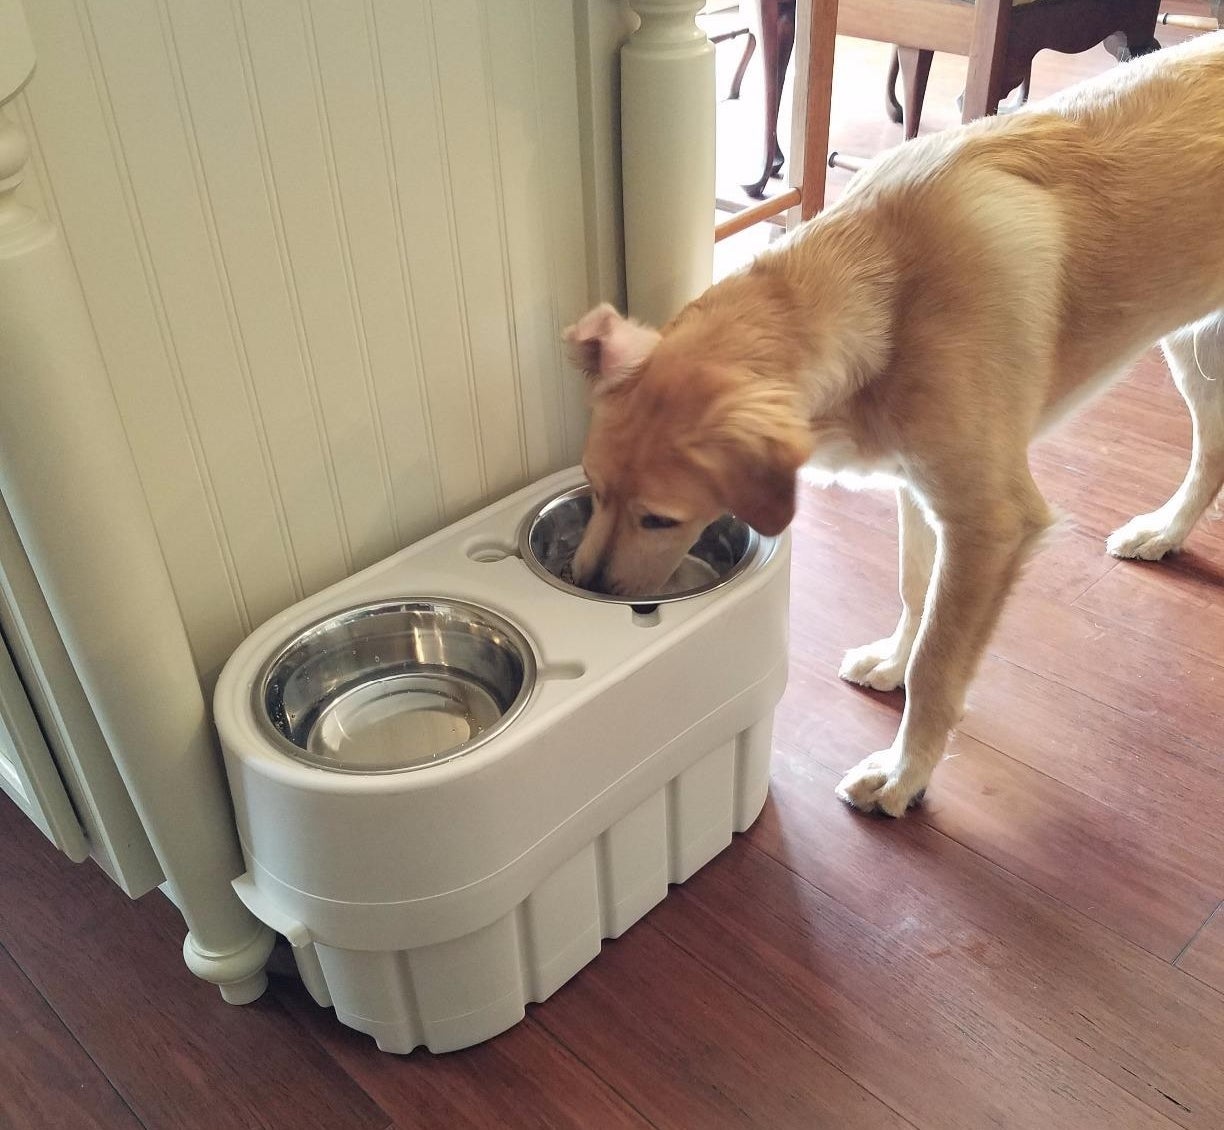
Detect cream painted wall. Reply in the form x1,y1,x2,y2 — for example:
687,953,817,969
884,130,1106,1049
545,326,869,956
15,0,613,685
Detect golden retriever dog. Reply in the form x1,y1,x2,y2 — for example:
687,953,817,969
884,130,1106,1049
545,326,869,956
564,33,1224,817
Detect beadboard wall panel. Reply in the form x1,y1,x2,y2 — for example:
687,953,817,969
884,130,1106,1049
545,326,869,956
17,0,595,684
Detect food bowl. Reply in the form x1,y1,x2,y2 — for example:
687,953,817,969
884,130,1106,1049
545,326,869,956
519,484,766,605
256,599,536,774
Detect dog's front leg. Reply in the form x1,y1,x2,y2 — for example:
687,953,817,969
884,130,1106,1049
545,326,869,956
836,490,1052,816
839,486,935,692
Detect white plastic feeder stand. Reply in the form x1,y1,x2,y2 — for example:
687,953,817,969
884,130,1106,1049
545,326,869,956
214,467,791,1054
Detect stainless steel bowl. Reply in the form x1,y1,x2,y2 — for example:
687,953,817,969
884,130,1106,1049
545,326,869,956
256,599,536,773
519,484,766,606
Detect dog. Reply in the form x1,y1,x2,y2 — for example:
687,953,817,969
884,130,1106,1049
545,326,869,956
563,33,1224,817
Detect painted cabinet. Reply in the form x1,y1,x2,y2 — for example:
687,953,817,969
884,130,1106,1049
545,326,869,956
0,0,717,1000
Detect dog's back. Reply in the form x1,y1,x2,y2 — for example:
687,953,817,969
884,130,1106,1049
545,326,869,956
820,33,1224,404
973,32,1224,336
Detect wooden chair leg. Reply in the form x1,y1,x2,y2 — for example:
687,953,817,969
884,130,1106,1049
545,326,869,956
896,46,933,140
709,26,759,101
743,0,796,197
885,48,903,124
1103,30,1161,62
728,31,757,100
772,3,796,175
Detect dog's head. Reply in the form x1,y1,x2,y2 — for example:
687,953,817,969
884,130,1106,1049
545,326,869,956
563,303,811,596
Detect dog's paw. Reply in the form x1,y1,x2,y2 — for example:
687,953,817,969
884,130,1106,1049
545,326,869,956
1107,514,1183,561
839,639,908,692
835,750,927,818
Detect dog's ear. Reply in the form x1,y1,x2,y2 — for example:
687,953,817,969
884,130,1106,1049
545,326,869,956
694,382,812,536
563,303,660,390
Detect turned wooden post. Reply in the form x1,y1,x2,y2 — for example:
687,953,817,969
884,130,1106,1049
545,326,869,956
621,0,715,325
0,0,273,1004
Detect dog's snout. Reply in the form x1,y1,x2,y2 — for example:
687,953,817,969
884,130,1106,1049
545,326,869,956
584,560,611,594
570,547,610,593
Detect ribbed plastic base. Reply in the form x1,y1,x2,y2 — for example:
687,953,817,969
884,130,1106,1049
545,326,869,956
288,719,772,1054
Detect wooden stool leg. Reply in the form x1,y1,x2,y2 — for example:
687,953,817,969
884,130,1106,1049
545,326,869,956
799,0,838,221
963,0,1012,121
896,46,933,140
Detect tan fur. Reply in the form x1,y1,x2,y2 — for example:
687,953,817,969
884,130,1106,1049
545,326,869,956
566,33,1224,816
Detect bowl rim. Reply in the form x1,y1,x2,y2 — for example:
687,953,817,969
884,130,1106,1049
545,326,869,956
517,483,771,605
253,596,538,774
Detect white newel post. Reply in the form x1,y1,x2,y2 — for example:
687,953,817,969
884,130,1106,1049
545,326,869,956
0,1,273,1003
621,0,715,327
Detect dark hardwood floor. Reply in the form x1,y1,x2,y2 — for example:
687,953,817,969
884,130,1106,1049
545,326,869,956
4,17,1223,1130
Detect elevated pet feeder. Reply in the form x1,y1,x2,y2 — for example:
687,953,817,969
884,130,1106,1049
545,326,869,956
214,468,790,1053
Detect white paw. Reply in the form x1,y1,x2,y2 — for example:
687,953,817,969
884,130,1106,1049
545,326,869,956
839,639,909,692
835,749,929,818
1107,514,1183,561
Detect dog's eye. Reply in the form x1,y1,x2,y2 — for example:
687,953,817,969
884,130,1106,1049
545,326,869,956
641,513,680,530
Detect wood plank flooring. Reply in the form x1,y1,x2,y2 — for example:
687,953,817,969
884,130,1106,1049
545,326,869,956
4,16,1223,1130
0,945,141,1130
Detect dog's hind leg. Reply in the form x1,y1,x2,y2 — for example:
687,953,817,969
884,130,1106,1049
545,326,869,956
1108,313,1224,560
839,486,935,691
